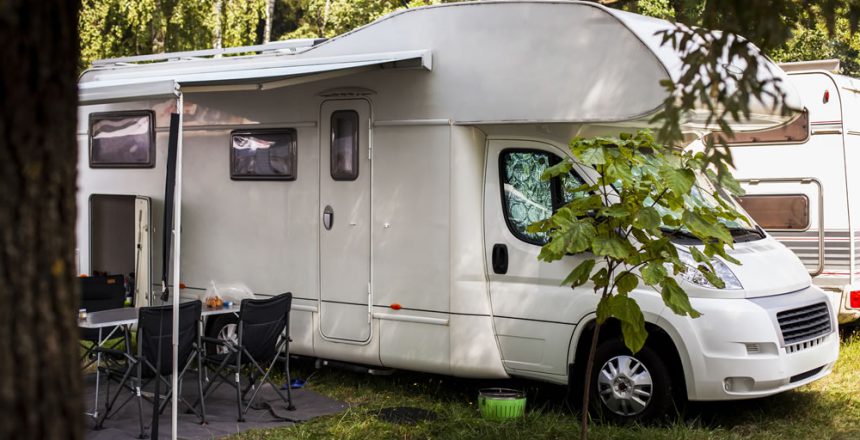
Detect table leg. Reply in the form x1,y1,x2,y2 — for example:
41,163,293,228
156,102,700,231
92,327,102,419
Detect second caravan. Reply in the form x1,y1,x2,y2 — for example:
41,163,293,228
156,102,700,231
728,59,860,323
76,1,838,421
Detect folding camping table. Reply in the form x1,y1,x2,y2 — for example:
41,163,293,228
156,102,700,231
79,303,241,418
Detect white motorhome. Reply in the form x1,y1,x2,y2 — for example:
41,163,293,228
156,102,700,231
76,1,838,421
727,59,860,323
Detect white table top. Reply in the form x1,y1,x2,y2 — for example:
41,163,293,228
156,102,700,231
78,303,240,329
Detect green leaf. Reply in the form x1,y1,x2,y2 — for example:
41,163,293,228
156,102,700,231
641,262,667,286
698,266,726,289
564,194,604,216
591,236,633,259
682,211,732,243
561,259,596,288
540,160,572,181
689,246,710,264
717,169,746,196
615,272,639,295
660,278,701,318
606,295,648,353
591,268,609,290
577,146,606,165
634,206,661,230
606,161,634,184
602,204,631,218
659,166,695,196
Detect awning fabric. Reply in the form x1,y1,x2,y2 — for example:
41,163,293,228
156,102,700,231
79,49,431,104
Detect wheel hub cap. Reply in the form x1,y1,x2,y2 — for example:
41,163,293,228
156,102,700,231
597,355,653,416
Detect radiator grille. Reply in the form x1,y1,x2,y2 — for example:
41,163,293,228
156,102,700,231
777,302,831,346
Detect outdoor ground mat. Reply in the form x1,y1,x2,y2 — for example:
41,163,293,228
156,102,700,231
82,373,348,439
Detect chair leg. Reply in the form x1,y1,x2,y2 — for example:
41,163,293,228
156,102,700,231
136,363,147,439
197,350,207,425
236,351,244,422
284,340,295,411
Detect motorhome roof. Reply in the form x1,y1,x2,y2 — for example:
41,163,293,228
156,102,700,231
79,0,799,130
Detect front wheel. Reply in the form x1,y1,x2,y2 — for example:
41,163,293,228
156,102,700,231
589,338,674,423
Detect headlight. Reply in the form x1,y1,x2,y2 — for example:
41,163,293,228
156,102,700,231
677,249,743,290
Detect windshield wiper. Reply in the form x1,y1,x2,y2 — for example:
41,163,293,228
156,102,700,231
727,226,766,239
660,227,699,240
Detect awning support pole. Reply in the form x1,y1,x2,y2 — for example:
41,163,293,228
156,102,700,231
171,91,184,440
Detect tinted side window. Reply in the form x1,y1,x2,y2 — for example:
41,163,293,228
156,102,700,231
90,111,155,168
738,194,809,230
230,129,297,180
331,110,359,181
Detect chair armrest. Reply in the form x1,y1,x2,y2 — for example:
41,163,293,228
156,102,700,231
93,346,136,363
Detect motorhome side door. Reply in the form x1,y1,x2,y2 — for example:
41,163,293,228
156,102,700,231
484,140,597,377
319,99,372,343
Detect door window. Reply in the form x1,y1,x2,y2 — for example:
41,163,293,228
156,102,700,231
330,110,359,180
500,149,585,245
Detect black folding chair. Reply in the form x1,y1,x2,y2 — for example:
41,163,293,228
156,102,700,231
95,300,206,438
80,275,127,369
199,292,295,422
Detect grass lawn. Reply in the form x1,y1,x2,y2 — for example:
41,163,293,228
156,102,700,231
229,326,860,439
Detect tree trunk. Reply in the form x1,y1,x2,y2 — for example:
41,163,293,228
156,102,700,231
264,0,276,43
0,2,83,439
213,0,223,50
580,320,602,440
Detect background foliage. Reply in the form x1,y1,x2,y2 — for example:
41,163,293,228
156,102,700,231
80,1,860,76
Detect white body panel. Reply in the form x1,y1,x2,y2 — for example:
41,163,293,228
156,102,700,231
76,1,836,402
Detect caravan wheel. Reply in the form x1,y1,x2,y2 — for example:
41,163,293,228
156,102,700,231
590,338,673,423
206,314,239,355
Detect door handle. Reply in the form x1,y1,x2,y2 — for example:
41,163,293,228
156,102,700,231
323,205,334,230
492,244,508,274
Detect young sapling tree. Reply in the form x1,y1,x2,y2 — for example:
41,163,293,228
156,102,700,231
528,129,752,438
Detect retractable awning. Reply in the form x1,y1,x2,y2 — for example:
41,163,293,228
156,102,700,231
79,49,431,105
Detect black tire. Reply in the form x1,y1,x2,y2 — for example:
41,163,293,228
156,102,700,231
588,338,674,424
205,313,239,355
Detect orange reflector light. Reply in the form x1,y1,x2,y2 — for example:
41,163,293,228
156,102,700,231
79,274,89,278
179,282,187,289
390,303,402,310
850,290,860,309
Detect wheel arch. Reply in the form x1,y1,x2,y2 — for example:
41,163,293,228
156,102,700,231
567,315,690,402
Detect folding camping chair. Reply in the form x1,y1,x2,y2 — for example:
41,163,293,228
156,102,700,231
95,300,206,438
198,292,295,422
80,275,127,369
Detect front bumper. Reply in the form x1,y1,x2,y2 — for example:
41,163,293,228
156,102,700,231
658,285,839,401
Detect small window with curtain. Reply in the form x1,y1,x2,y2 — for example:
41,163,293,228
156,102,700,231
738,194,810,230
230,129,297,180
89,111,155,168
330,110,359,181
500,149,587,245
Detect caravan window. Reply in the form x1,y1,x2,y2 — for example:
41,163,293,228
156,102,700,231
230,129,297,180
500,149,586,245
330,110,359,181
738,194,809,230
89,111,155,168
